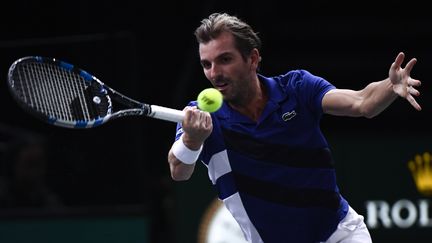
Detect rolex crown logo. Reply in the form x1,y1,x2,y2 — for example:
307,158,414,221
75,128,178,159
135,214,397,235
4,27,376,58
408,152,432,196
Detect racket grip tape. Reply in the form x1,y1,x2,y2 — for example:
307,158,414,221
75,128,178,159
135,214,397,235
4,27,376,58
149,105,185,123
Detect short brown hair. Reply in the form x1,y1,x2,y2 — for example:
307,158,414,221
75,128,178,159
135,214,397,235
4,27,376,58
194,12,261,61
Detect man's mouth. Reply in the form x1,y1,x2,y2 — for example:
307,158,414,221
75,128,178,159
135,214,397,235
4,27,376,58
214,83,228,93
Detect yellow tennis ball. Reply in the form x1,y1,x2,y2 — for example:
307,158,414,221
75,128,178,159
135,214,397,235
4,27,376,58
197,88,223,113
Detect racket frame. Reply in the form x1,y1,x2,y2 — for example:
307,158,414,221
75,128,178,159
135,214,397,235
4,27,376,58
7,56,184,129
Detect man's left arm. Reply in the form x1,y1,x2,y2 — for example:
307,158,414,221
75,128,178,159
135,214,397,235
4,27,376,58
322,52,422,118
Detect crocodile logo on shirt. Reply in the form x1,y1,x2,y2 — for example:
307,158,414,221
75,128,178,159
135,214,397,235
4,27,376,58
282,110,297,121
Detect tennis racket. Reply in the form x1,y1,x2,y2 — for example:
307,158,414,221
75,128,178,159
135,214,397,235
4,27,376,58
7,56,185,128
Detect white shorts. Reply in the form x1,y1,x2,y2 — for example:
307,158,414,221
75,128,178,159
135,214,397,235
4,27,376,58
324,206,372,243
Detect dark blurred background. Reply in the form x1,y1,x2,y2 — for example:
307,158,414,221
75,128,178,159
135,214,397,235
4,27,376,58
0,1,431,243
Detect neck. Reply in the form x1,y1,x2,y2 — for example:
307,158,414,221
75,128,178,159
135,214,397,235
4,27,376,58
230,78,267,122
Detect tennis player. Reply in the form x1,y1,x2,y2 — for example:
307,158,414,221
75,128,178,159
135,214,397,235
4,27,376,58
168,12,422,243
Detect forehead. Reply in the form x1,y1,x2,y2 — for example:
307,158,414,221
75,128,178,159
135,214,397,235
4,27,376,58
199,32,238,60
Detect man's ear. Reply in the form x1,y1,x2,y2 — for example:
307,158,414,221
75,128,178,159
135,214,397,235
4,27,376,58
250,48,261,70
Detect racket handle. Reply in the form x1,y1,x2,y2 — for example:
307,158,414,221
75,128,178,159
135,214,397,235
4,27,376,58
149,105,185,123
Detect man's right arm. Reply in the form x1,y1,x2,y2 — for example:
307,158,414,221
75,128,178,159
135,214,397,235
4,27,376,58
167,106,213,181
168,146,197,181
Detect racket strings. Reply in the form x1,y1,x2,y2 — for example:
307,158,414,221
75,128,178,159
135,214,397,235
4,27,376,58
52,64,76,120
21,63,60,118
13,62,105,122
59,66,90,121
40,63,70,120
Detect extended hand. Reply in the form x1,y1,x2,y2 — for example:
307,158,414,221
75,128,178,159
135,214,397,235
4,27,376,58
389,52,422,111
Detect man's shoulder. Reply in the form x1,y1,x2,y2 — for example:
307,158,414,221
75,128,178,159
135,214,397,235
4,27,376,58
279,69,315,80
263,69,316,88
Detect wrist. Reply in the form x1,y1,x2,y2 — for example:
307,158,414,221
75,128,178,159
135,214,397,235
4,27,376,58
172,134,203,165
182,133,204,150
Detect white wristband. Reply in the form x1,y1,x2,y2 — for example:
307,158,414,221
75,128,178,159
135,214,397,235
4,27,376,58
172,135,203,165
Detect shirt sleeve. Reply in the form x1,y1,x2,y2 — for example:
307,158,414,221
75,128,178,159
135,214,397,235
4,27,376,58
295,70,335,115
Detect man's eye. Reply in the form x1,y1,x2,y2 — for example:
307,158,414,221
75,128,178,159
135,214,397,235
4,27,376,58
221,57,231,63
201,62,211,69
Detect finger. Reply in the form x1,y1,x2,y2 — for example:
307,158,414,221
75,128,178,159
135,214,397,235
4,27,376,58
407,95,422,111
183,108,193,123
389,52,405,78
408,78,421,87
203,113,212,129
393,52,405,68
189,106,199,111
184,107,201,125
195,110,206,123
183,106,197,112
404,58,417,74
408,86,420,96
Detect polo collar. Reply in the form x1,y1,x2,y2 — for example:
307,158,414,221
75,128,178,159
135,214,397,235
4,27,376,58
214,74,288,123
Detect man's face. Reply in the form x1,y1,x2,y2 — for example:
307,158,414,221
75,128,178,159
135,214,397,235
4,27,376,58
199,32,255,104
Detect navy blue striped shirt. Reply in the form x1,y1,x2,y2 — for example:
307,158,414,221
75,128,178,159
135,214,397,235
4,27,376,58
175,70,349,243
